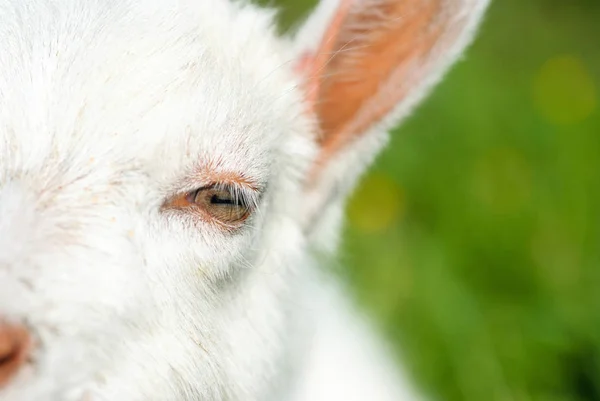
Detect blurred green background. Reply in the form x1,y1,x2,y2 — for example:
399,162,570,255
262,0,600,400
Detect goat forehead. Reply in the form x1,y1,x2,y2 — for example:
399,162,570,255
0,0,299,184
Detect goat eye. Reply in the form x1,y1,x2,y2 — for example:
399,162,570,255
186,186,250,224
163,180,257,228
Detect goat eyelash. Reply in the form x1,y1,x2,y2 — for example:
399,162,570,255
200,182,261,211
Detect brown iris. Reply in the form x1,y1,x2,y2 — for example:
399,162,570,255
188,186,250,223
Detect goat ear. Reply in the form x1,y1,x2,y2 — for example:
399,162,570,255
294,0,489,239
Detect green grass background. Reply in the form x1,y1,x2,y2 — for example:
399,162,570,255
260,0,600,400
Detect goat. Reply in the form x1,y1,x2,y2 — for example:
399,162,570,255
0,0,489,399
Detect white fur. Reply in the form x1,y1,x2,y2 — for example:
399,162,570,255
0,0,488,400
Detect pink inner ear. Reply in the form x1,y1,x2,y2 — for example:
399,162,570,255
296,0,452,174
295,0,354,113
319,0,444,143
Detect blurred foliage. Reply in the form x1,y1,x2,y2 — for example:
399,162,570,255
261,0,600,400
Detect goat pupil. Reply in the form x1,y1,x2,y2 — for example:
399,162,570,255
211,194,234,205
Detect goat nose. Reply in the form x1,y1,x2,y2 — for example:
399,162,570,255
0,322,31,388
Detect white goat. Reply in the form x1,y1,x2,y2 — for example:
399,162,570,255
0,0,489,400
